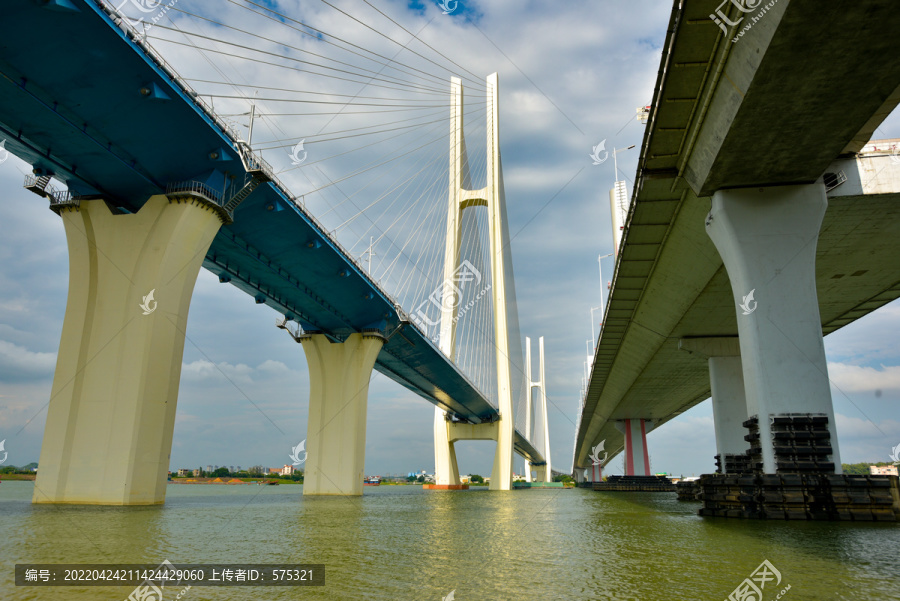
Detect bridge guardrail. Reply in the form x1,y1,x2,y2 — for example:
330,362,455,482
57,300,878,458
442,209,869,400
165,181,223,204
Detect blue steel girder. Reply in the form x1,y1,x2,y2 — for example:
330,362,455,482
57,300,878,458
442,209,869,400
0,0,548,461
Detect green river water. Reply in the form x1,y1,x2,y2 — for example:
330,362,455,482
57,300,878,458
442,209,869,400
1,481,897,600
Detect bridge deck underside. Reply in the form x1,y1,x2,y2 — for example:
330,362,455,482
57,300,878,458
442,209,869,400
577,189,900,468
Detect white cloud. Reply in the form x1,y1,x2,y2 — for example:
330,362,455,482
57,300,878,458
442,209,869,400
257,359,291,374
181,359,255,384
828,362,900,393
0,340,56,382
834,413,900,440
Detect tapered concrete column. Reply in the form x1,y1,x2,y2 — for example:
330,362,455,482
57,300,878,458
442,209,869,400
300,332,384,496
679,338,748,472
589,464,602,482
433,407,463,487
34,196,223,505
709,357,749,461
706,184,841,474
615,419,653,476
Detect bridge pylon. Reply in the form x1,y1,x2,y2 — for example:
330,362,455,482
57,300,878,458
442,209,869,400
432,73,518,491
524,336,551,482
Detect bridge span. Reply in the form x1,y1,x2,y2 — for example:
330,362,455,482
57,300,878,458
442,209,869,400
0,0,548,503
573,0,900,508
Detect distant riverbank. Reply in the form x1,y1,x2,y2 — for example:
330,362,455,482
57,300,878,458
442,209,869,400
0,474,35,481
169,477,299,485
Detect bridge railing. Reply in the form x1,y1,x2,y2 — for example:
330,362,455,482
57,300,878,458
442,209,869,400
165,181,223,204
24,175,77,211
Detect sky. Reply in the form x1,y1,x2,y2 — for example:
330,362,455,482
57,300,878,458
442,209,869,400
0,0,898,479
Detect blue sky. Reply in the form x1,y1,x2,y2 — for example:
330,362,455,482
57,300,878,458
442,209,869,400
0,0,898,478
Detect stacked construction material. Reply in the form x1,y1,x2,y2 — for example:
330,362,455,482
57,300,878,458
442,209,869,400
714,453,752,474
698,475,760,518
770,414,835,474
737,413,835,475
592,475,676,491
676,479,701,501
822,475,899,521
699,473,900,520
743,415,763,472
699,413,900,520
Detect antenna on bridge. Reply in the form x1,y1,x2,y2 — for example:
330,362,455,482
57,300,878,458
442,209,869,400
362,236,377,274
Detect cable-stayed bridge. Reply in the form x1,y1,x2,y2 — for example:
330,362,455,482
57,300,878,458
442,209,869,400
0,0,551,503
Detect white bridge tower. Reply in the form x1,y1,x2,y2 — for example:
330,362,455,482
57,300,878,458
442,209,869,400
432,73,520,491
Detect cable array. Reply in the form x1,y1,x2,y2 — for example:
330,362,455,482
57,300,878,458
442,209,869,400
108,0,533,433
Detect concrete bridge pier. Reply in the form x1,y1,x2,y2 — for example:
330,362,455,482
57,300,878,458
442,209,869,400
678,338,748,473
34,195,224,505
299,332,385,496
432,408,465,489
614,419,653,476
706,183,842,474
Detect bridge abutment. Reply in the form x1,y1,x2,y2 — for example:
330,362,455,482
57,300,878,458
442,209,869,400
300,332,384,496
34,195,223,505
706,183,842,475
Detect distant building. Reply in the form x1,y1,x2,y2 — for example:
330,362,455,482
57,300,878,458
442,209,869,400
177,468,191,477
193,468,201,477
870,465,899,476
280,465,295,476
206,465,213,472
